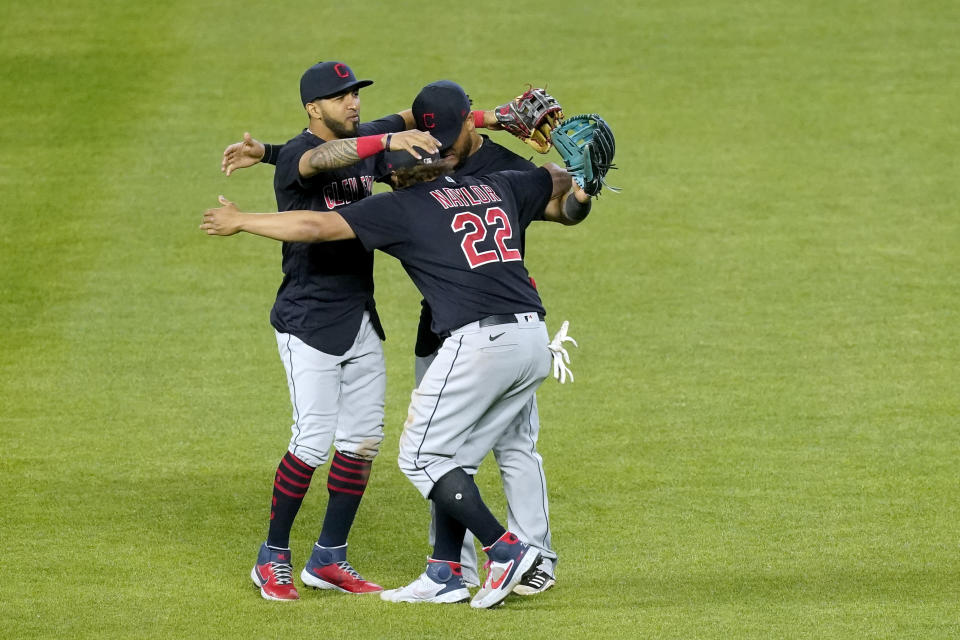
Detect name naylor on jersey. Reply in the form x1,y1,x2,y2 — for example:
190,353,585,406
324,175,375,209
428,184,503,210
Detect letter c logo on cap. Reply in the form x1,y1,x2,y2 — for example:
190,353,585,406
334,63,350,78
422,113,436,129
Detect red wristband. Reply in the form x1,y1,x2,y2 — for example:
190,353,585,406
472,110,486,129
356,135,385,159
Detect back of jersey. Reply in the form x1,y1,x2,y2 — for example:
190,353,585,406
340,167,555,336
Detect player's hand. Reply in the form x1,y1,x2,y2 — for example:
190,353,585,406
201,195,243,235
388,130,443,158
221,132,265,176
573,183,591,203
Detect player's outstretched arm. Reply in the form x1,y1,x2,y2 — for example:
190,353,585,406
399,107,492,131
299,129,442,177
397,109,415,129
474,109,500,130
541,163,592,226
200,196,356,242
221,133,267,177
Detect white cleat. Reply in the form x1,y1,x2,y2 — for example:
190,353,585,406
381,559,470,604
471,533,541,609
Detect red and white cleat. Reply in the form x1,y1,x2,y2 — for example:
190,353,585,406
251,543,300,601
300,543,382,594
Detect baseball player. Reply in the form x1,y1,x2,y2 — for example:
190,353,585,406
220,82,570,594
399,81,569,595
237,60,445,602
200,86,595,609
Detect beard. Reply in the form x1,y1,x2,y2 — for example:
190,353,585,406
324,114,359,139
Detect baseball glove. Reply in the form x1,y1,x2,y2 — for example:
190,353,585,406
494,87,564,153
552,114,620,197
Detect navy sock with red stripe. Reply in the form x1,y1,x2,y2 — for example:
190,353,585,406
316,450,372,547
266,451,316,549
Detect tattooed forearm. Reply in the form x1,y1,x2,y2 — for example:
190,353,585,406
307,139,359,170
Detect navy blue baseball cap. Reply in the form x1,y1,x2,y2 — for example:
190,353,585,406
300,61,373,105
412,80,471,150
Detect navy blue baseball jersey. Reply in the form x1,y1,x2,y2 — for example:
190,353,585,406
270,114,404,356
414,136,536,355
456,135,535,177
338,168,553,336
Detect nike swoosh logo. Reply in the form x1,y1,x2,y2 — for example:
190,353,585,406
489,332,505,341
489,561,513,589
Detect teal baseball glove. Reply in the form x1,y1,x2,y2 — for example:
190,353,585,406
552,114,620,197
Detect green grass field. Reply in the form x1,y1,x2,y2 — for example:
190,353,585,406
2,1,958,638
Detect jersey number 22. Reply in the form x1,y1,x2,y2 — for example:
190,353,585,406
451,207,522,269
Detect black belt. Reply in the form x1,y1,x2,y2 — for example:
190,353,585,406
477,313,545,328
441,313,545,338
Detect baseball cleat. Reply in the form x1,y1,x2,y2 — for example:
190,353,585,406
300,543,382,594
251,543,299,601
470,532,541,609
380,559,470,604
512,568,556,595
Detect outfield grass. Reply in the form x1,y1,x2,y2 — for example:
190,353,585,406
1,1,958,638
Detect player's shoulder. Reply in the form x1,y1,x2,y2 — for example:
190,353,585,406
277,130,320,162
339,187,390,217
483,166,550,191
476,135,536,170
454,136,534,179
